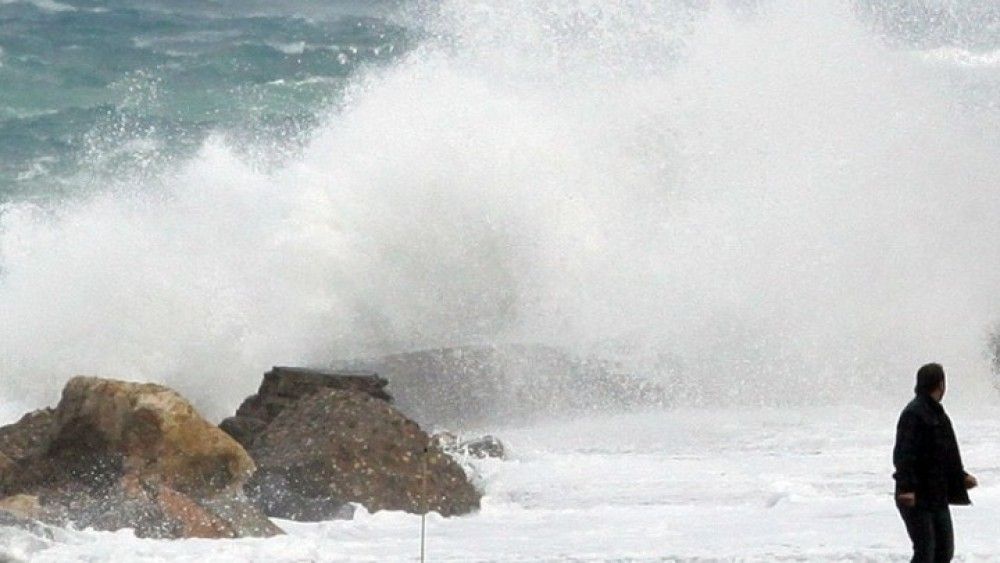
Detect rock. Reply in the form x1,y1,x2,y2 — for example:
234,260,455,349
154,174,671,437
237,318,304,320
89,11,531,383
339,344,666,428
257,367,392,404
0,409,56,495
217,416,267,452
34,479,282,540
47,377,256,497
459,435,506,459
0,377,281,539
435,433,506,460
246,471,356,521
0,409,54,464
220,367,391,450
44,480,171,538
153,485,236,538
196,492,285,537
431,432,459,452
0,453,11,477
0,494,43,521
248,388,480,518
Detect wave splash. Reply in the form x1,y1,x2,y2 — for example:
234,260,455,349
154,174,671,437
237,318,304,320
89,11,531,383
2,0,1000,418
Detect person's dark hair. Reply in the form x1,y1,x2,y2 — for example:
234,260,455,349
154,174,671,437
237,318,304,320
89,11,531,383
915,363,945,395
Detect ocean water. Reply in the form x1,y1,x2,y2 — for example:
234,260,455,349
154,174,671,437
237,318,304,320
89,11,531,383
0,0,408,200
4,1,1000,558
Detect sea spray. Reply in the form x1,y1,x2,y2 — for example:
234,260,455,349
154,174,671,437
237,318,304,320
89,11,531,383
2,0,1000,420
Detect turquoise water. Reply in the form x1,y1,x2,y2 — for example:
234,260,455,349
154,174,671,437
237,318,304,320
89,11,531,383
0,0,411,200
5,1,1000,204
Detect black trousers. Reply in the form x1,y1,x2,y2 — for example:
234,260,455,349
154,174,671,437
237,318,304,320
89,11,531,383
898,504,954,563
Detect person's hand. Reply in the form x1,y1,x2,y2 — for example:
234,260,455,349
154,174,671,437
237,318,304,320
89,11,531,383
897,492,916,507
965,474,979,490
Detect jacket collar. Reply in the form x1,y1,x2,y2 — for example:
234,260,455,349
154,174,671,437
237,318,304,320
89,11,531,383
915,392,945,414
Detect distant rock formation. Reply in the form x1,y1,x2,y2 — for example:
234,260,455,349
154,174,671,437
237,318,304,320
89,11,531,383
0,377,280,539
340,344,666,428
219,367,481,520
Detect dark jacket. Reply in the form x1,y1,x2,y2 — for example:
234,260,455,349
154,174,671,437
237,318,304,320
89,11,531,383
893,393,970,509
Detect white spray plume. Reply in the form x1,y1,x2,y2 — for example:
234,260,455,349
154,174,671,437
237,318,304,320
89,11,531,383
2,0,1000,420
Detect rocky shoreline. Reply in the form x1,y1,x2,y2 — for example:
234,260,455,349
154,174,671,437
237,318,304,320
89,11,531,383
0,369,485,539
0,348,661,539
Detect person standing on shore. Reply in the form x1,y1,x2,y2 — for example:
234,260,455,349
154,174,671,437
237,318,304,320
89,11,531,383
893,363,978,562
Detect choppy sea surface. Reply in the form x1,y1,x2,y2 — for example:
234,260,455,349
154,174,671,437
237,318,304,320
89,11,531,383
0,0,408,201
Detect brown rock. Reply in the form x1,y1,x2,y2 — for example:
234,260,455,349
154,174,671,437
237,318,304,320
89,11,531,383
0,452,11,475
49,377,255,497
0,409,56,495
0,409,54,463
248,388,480,518
196,492,286,537
220,367,392,450
155,485,236,539
0,376,281,539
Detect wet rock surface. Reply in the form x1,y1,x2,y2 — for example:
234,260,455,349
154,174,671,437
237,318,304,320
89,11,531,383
458,435,506,459
248,388,481,517
434,433,507,460
220,367,391,450
0,377,281,539
1,364,497,535
0,409,54,467
246,471,356,521
51,377,255,497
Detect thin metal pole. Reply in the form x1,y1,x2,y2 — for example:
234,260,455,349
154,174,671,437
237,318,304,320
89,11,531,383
420,446,428,563
420,512,426,563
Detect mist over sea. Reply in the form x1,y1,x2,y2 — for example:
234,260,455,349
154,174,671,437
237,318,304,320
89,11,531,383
3,0,1000,421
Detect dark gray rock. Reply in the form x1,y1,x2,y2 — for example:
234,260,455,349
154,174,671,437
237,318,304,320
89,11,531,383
217,417,267,451
459,435,506,459
246,471,355,521
341,344,666,428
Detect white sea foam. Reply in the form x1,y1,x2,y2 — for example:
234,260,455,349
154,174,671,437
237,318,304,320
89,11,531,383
3,407,1000,560
922,46,1000,68
2,0,1000,419
267,41,307,56
0,0,75,12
